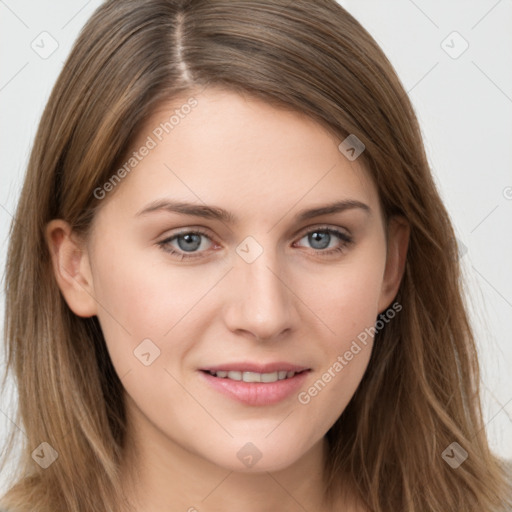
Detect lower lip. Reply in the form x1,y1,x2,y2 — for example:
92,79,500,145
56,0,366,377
199,370,310,406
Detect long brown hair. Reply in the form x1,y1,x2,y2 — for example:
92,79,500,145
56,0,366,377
1,1,510,510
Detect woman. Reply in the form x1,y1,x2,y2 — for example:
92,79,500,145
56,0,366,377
1,0,510,510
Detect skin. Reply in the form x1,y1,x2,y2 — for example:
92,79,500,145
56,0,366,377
47,88,409,512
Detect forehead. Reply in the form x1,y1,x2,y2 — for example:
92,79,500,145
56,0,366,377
97,88,379,224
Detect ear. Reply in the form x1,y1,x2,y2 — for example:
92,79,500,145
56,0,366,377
378,215,410,313
45,219,98,317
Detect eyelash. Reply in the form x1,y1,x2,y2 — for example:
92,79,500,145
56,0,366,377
157,226,353,260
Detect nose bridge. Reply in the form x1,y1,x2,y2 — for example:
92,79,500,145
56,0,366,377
225,239,296,339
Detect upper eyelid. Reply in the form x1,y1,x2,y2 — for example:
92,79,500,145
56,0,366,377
297,224,351,237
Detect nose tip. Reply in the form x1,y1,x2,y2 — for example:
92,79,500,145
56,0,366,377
223,250,298,341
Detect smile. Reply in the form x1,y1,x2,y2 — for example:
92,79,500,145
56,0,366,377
205,370,303,382
199,366,311,406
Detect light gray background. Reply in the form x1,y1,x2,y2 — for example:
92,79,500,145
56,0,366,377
1,0,511,492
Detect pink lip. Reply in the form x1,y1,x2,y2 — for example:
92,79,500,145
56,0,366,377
200,362,310,373
199,366,311,406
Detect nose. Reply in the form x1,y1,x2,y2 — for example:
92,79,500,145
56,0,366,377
222,247,299,341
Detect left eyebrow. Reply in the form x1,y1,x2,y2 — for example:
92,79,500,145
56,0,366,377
295,200,371,222
135,198,371,224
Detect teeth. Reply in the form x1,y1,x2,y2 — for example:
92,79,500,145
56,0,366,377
210,370,298,382
243,371,262,383
261,372,278,383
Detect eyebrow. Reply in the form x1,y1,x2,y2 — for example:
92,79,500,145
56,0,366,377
135,198,371,224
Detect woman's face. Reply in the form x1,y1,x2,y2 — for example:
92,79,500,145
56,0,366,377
53,88,407,473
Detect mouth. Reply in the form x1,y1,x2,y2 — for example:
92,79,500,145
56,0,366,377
199,363,311,406
202,369,307,383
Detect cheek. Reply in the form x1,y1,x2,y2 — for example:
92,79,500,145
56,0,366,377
296,250,385,416
89,242,191,369
92,240,206,328
89,238,231,378
306,250,386,343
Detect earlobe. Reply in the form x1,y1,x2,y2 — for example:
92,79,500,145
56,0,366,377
378,216,410,313
45,219,98,318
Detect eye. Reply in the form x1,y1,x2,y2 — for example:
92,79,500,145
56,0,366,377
293,226,353,256
157,229,216,260
157,226,353,260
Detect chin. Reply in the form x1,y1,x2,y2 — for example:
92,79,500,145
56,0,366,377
201,435,315,474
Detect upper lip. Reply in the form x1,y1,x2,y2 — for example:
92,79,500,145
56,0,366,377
200,362,311,373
